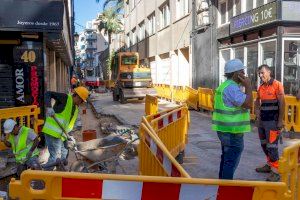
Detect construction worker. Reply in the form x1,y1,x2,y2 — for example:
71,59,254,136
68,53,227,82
71,75,78,89
42,86,89,168
1,119,40,169
212,59,252,180
255,64,284,182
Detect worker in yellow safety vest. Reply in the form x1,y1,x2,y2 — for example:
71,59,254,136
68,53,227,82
42,86,89,169
1,119,40,169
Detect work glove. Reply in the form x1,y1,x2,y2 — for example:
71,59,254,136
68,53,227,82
46,107,55,117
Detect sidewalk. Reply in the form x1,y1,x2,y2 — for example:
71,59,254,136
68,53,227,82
90,93,293,180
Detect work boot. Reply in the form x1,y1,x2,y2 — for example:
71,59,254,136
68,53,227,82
255,164,271,173
266,172,280,182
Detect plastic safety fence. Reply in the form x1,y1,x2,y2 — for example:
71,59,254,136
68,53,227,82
0,105,44,150
173,86,188,103
138,120,190,177
145,105,183,122
250,91,258,120
163,85,172,100
153,84,164,97
145,95,158,115
279,140,300,200
185,86,199,111
198,87,214,111
149,106,189,157
9,170,290,200
283,96,300,132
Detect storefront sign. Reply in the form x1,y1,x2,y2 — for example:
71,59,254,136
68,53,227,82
230,1,277,34
282,1,300,21
13,42,44,107
0,1,63,31
15,68,25,103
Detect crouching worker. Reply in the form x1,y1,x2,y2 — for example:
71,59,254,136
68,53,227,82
42,86,89,170
1,119,41,174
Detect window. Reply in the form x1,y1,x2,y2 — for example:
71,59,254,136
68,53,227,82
220,1,227,25
246,44,258,89
246,0,253,11
228,0,234,20
132,28,136,44
126,33,130,47
256,0,264,7
138,21,145,41
160,2,170,29
235,0,241,15
219,49,232,83
283,39,300,95
260,40,276,83
176,0,189,19
130,0,135,10
147,13,156,36
121,55,138,65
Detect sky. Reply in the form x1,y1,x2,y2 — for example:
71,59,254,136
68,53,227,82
74,0,104,33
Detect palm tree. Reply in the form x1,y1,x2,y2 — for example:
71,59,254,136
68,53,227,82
97,8,122,44
97,8,122,80
96,0,124,13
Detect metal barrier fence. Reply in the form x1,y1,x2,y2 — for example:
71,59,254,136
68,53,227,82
0,105,44,150
145,95,158,115
9,170,289,200
149,106,189,157
279,140,300,200
138,119,190,177
198,87,214,111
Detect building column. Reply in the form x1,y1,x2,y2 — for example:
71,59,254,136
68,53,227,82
170,50,179,86
49,51,57,91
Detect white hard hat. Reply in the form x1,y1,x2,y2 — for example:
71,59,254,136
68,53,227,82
224,59,246,73
3,119,17,134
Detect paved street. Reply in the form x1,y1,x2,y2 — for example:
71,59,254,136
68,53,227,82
90,92,297,181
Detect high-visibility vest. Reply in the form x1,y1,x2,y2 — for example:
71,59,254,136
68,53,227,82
258,79,282,121
42,94,79,141
212,79,250,133
9,126,39,164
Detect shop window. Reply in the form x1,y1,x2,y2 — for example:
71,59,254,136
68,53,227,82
283,40,300,95
234,47,244,63
260,40,276,80
219,49,232,83
246,44,258,89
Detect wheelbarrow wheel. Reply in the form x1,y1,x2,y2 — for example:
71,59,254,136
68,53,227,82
69,161,89,173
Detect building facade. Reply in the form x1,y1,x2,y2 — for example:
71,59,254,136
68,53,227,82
0,0,74,111
124,0,192,86
192,0,300,94
75,20,108,80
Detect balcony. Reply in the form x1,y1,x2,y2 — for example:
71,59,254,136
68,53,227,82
85,44,97,50
86,34,97,40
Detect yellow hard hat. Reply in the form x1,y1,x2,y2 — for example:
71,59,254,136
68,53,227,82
74,86,89,102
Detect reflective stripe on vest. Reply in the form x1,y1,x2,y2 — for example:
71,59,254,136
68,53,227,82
42,94,78,141
212,80,250,133
9,126,39,164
